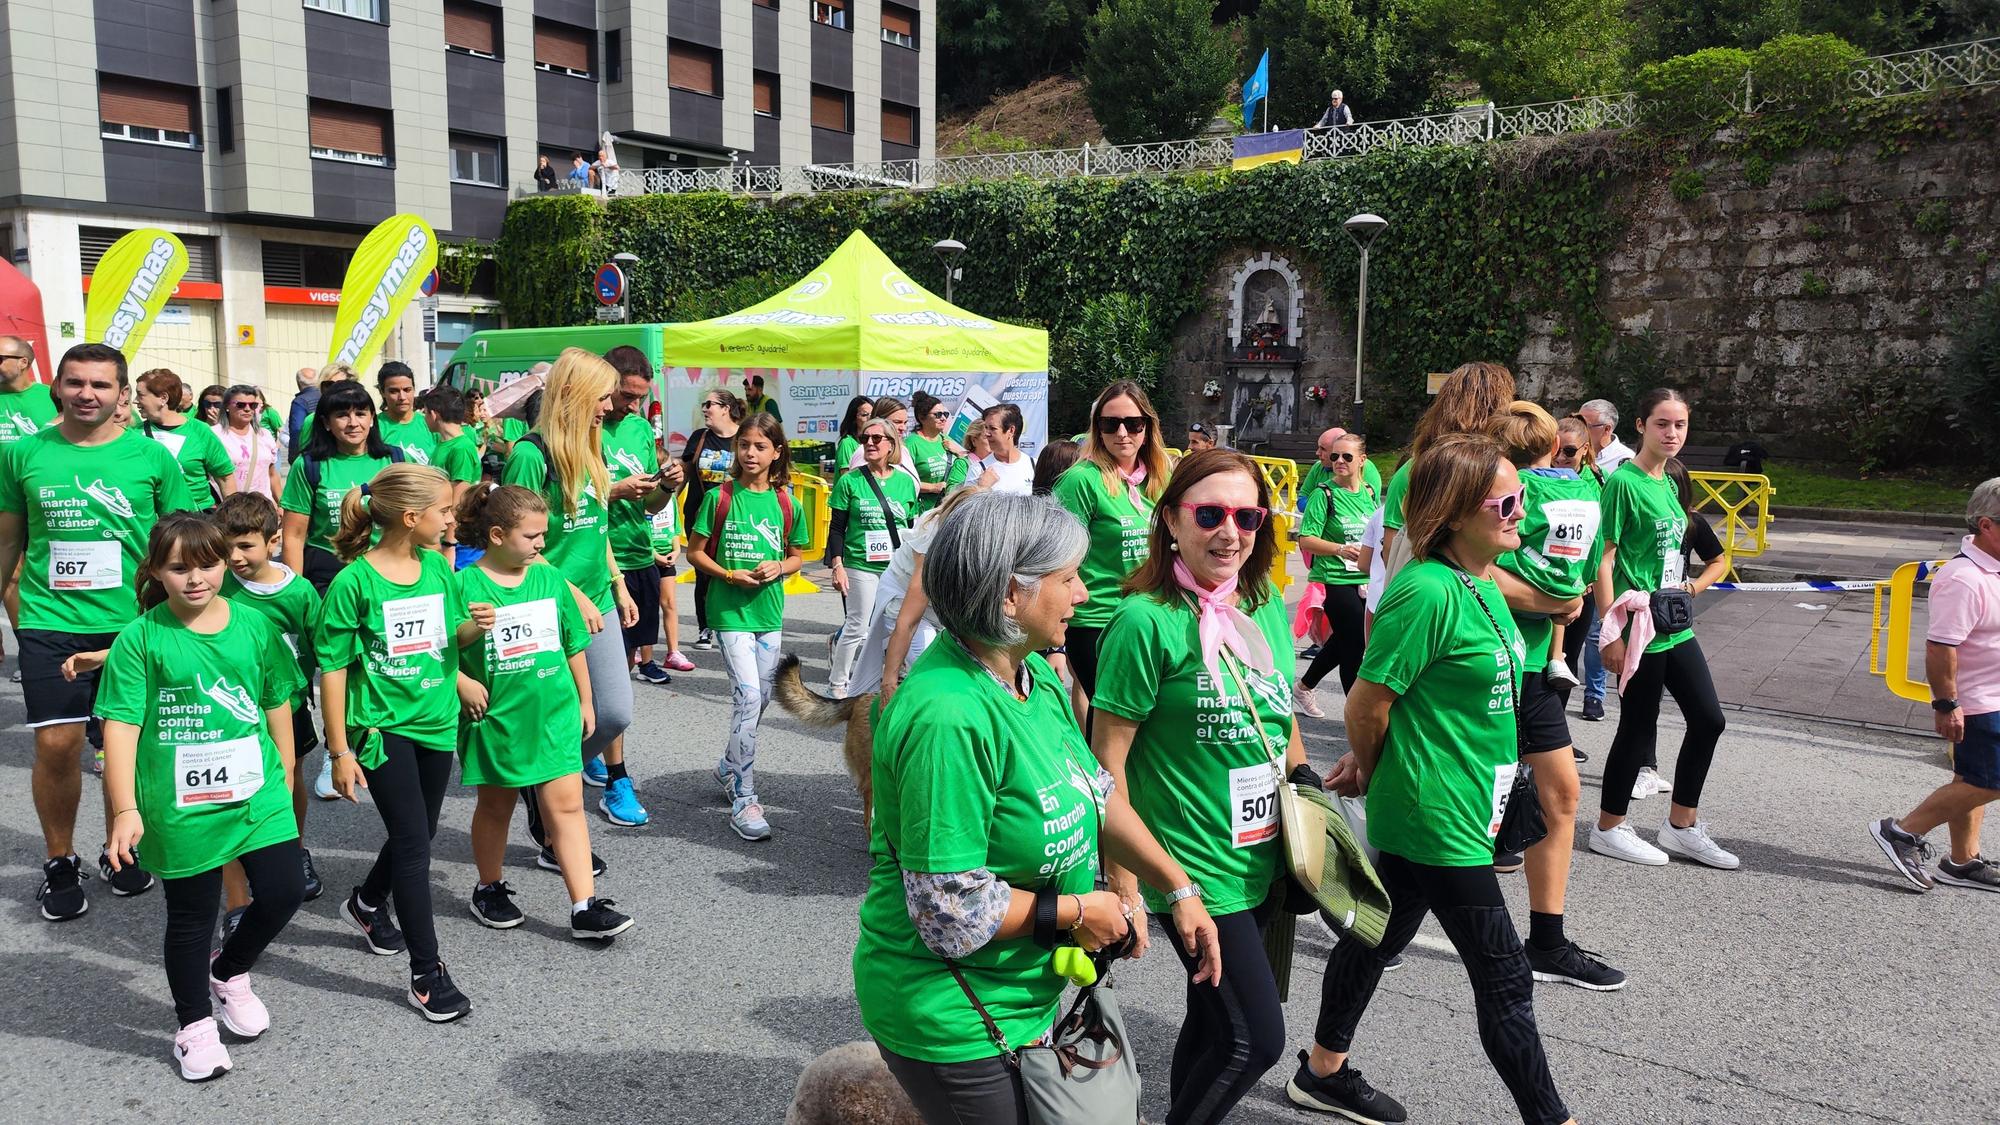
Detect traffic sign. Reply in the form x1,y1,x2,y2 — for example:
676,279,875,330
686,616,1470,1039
420,268,440,297
594,306,627,322
593,263,626,307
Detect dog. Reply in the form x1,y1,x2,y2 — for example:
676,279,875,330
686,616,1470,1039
773,654,876,835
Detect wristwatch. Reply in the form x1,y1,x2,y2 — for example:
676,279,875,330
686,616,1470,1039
1933,698,1960,713
1164,883,1205,905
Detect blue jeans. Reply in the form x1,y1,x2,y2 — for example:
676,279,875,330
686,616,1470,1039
1582,604,1607,703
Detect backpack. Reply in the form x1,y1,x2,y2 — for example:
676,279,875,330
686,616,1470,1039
712,481,796,548
515,432,559,489
302,444,405,490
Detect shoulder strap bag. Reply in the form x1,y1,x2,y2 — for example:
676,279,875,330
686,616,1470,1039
858,469,904,551
1217,646,1327,909
1443,566,1548,856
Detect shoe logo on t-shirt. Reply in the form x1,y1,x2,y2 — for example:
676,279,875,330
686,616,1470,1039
77,477,135,518
753,517,782,553
7,410,39,435
199,674,262,724
611,449,648,478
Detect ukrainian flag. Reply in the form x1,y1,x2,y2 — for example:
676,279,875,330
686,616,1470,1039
1231,129,1305,171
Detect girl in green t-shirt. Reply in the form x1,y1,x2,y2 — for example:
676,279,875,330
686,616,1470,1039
832,393,871,476
1293,433,1381,717
314,463,477,1023
99,514,305,1082
687,414,809,843
279,380,400,594
826,417,918,697
455,484,633,941
904,391,967,512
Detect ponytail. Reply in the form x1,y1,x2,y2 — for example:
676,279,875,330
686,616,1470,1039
332,463,450,562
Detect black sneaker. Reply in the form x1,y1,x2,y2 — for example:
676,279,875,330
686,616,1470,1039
408,963,472,1023
218,904,248,947
1527,939,1628,991
469,881,524,929
1381,953,1405,973
36,855,89,921
570,897,635,941
344,888,407,955
1300,643,1322,660
1494,851,1524,873
99,847,155,896
536,846,606,877
1934,855,2000,892
1572,746,1588,763
1869,817,1935,892
1580,697,1605,721
301,848,324,902
1286,1050,1408,1122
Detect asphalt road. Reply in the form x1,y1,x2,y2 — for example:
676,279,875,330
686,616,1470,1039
0,575,1989,1124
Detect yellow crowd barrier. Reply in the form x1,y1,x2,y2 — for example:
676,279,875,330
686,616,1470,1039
1870,558,1952,703
1688,471,1775,582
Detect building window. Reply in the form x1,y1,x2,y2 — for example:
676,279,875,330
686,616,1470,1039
753,0,778,8
882,101,918,147
811,85,852,132
668,39,721,96
534,20,595,79
303,0,382,23
443,0,500,58
216,86,237,153
82,228,220,282
811,0,847,30
98,75,200,149
605,29,623,83
308,100,392,166
881,3,917,49
262,242,353,289
754,72,779,117
449,134,503,186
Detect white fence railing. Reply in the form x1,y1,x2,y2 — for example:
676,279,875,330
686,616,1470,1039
551,37,1997,199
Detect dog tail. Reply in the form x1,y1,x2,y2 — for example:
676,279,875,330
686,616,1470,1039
773,654,868,727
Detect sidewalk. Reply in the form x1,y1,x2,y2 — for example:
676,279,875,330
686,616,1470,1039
1729,516,1961,582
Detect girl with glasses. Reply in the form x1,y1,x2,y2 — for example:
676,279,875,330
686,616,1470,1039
214,384,282,500
1292,433,1380,720
134,369,238,510
903,392,968,514
825,417,917,699
833,394,872,477
196,384,229,427
679,389,745,650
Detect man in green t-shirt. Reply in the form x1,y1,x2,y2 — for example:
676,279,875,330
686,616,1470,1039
0,336,58,445
603,347,684,689
374,362,436,466
418,385,482,502
0,342,198,920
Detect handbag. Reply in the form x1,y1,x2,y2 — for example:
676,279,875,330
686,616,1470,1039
945,962,1142,1125
1444,567,1550,856
1649,587,1695,633
1219,650,1327,915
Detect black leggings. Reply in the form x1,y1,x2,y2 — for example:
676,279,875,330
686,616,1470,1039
693,568,713,631
1317,853,1569,1125
1065,625,1103,698
303,546,341,597
1160,902,1286,1125
1300,583,1367,693
1600,637,1726,817
161,840,304,1027
357,732,454,976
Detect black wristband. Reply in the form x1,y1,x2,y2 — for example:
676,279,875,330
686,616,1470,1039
1032,886,1060,949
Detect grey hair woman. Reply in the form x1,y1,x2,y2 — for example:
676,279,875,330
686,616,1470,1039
854,491,1222,1124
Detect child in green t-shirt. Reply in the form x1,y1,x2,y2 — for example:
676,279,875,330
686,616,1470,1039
687,415,810,843
650,481,696,673
1488,403,1601,690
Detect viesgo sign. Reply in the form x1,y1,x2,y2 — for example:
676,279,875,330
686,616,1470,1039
265,287,343,306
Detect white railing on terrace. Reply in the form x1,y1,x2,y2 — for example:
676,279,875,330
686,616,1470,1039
555,37,1998,198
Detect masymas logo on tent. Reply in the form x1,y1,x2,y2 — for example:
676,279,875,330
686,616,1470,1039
329,213,439,371
84,229,189,357
76,477,135,519
199,673,263,725
880,272,924,303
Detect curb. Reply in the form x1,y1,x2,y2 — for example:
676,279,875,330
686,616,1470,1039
1770,505,1963,530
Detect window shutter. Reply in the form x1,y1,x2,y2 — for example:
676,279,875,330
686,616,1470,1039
881,4,915,39
535,21,593,74
443,1,497,55
309,102,388,156
882,102,917,146
811,87,850,131
667,40,718,95
754,73,777,115
98,76,195,133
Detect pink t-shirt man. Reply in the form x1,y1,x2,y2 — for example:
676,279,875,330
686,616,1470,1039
1927,536,2000,716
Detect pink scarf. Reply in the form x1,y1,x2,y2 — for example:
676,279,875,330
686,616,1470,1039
1118,464,1148,508
1173,557,1275,684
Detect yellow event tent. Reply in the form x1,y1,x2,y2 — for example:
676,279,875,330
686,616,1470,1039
656,230,1051,454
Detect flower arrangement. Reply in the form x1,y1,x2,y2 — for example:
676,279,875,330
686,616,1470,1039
1303,384,1329,403
1201,379,1222,400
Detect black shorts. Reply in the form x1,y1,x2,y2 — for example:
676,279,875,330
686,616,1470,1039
1518,669,1573,756
292,695,321,757
19,629,121,729
303,546,342,596
654,555,678,576
620,564,661,653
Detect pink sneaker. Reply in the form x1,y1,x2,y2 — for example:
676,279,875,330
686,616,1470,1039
173,1016,233,1081
663,651,696,672
209,957,271,1038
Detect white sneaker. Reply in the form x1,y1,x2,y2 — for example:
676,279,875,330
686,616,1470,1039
1589,823,1669,866
1631,767,1665,801
1658,819,1740,870
1291,684,1326,720
1544,658,1580,691
313,754,337,801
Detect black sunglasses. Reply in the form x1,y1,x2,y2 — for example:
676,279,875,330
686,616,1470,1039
860,433,892,445
1558,445,1580,458
1330,451,1358,462
1096,415,1150,435
1180,502,1268,532
928,409,951,419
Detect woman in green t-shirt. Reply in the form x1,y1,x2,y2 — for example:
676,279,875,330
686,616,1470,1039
135,369,238,510
279,379,399,594
857,490,1219,1123
1314,435,1575,1125
833,394,871,475
1093,449,1305,1124
904,391,967,511
1589,389,1734,870
315,463,476,1023
1293,433,1381,718
826,416,917,698
1051,379,1172,717
100,514,305,1081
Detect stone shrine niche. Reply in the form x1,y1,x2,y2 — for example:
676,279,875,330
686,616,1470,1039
1224,253,1303,446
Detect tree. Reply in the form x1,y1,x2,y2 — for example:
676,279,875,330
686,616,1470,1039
1244,0,1451,126
938,0,1099,110
1083,0,1237,143
1446,0,1632,105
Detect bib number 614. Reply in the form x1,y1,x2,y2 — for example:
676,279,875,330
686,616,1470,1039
185,765,229,787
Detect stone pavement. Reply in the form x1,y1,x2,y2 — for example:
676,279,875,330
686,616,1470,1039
1729,515,1961,583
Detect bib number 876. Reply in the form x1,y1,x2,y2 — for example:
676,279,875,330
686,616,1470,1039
185,765,229,787
1239,793,1275,824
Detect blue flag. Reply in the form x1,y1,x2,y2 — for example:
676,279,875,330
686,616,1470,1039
1242,50,1270,131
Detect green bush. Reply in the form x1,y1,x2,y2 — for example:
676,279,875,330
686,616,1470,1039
1802,187,1844,213
1055,292,1170,399
1800,271,1832,297
1670,168,1707,201
1748,34,1864,112
1082,0,1237,143
1633,46,1755,129
1913,200,1952,236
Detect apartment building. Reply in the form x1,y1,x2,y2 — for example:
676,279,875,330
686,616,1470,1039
0,0,936,406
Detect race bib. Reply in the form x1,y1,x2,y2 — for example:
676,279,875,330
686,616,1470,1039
382,594,446,658
1488,762,1520,838
1539,499,1599,561
863,529,893,563
176,736,265,807
1662,545,1686,590
492,599,560,659
1228,764,1280,849
49,540,122,590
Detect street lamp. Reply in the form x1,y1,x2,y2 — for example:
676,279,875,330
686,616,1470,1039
613,251,639,323
931,238,966,304
1343,213,1388,424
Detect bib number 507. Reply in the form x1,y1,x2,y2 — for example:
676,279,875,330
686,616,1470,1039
1240,791,1276,824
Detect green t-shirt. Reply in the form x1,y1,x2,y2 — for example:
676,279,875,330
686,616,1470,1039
904,432,953,511
1302,479,1380,585
1382,460,1412,531
313,550,466,766
502,437,614,614
1051,461,1156,630
141,420,235,510
259,405,283,439
0,428,196,632
94,602,303,879
648,493,682,559
0,382,59,445
279,451,396,557
431,431,481,486
1300,458,1382,507
829,468,917,574
834,435,860,473
455,563,591,788
602,411,662,572
377,415,438,465
691,484,811,633
221,565,322,709
1599,459,1693,654
1495,469,1604,671
1359,559,1525,867
855,644,1105,1064
1093,592,1293,914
